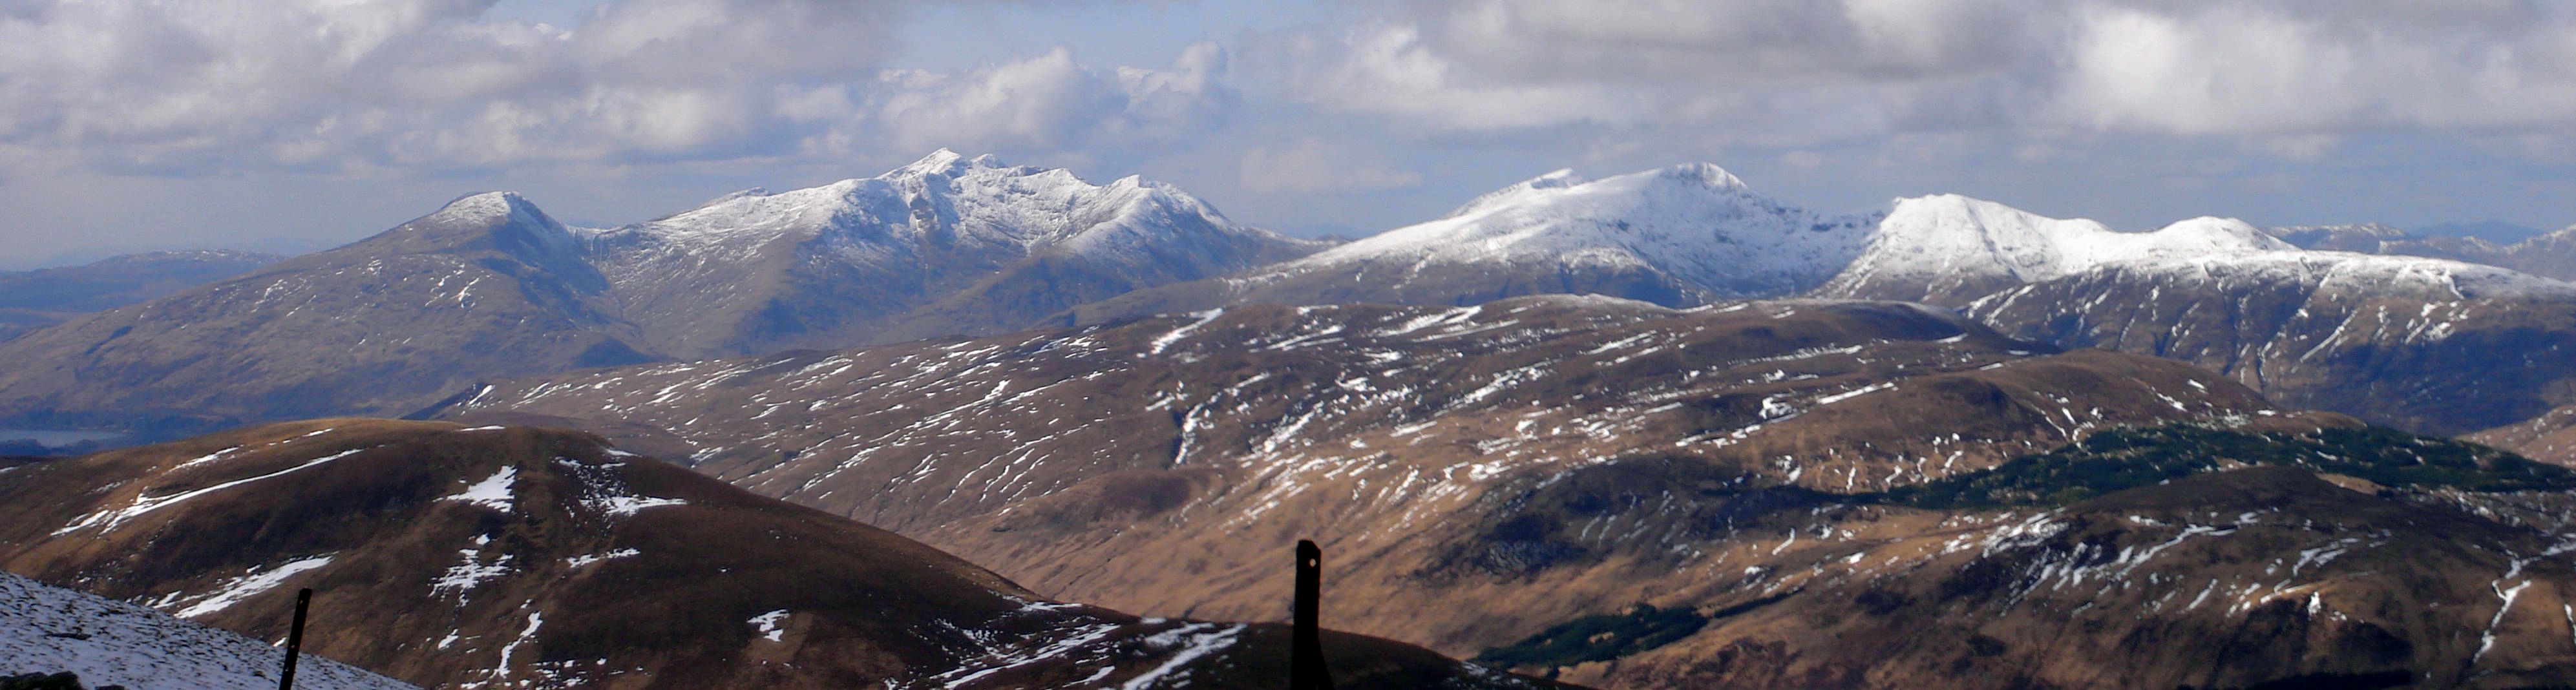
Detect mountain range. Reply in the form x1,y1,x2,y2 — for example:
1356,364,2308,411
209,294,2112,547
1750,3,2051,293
12,151,2576,688
589,149,1324,358
7,154,2572,443
1064,164,1873,321
0,151,1318,440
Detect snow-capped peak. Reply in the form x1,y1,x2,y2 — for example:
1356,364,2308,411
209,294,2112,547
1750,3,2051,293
887,148,1015,180
2143,216,2290,255
898,147,969,176
428,192,545,226
1428,162,1740,222
1818,194,2293,302
379,191,599,261
1443,169,1586,218
1269,162,1873,297
1656,162,1748,191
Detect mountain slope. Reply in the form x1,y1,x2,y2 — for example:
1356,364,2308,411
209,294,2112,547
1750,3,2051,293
3,570,414,690
1066,165,1873,323
0,250,282,342
2263,222,2576,282
454,297,2281,658
0,419,1555,689
1536,458,2576,689
0,194,657,439
452,296,2576,689
2469,404,2576,468
589,149,1326,357
2494,225,2576,280
1817,194,2293,306
1807,194,2576,434
2263,222,2511,266
1961,252,2576,435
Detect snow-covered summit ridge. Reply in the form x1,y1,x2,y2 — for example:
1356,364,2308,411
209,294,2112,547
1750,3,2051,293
1443,169,1584,219
1818,193,2296,302
1879,194,2288,280
1819,192,2576,306
1992,251,2576,302
602,149,1300,260
2265,222,2408,243
1276,162,1872,297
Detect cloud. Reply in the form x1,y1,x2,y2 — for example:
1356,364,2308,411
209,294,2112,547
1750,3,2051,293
0,0,1234,175
852,41,1235,159
1238,136,1423,194
2054,2,2576,135
1260,0,2576,156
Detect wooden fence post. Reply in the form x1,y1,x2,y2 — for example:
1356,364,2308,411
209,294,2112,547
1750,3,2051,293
279,588,311,690
1293,539,1335,689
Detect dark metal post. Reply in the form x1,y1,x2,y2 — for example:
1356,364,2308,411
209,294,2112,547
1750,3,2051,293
1292,539,1334,689
280,588,311,690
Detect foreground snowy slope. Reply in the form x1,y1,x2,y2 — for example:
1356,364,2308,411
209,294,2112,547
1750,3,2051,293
2,570,412,690
1066,164,1874,322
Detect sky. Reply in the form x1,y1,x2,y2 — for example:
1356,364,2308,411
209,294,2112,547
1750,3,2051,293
3,0,2575,268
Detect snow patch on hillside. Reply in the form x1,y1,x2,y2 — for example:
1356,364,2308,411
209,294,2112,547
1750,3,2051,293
551,455,689,519
441,466,518,512
589,495,688,517
56,446,374,536
434,535,512,603
165,555,336,619
748,610,790,642
564,549,640,569
1116,623,1246,690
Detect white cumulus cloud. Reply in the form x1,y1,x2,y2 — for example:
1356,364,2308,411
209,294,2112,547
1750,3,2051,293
0,0,1236,174
852,41,1234,159
1260,0,2576,156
